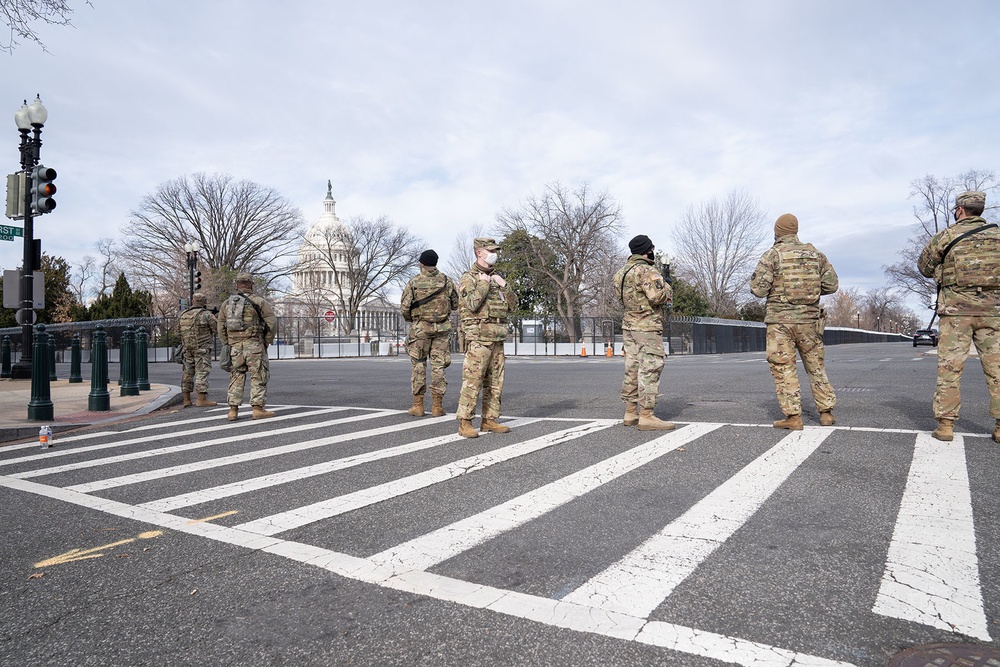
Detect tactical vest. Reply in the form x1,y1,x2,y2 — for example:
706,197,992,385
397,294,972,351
410,277,452,322
178,308,206,348
775,244,822,305
943,228,1000,290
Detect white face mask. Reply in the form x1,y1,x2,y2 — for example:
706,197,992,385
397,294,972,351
484,251,498,266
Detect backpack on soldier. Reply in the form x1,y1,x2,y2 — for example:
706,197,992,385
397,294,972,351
776,244,822,305
223,295,247,332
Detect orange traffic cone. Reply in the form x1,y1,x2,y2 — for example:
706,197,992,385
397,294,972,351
605,344,613,357
580,340,587,357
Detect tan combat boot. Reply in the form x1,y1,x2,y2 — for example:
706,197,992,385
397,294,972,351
623,404,639,427
637,408,676,431
932,418,954,442
993,419,1000,444
819,411,835,426
252,405,276,420
431,395,446,417
182,392,192,408
481,418,511,434
773,414,804,430
458,419,479,439
196,393,218,407
407,394,425,417
227,406,239,421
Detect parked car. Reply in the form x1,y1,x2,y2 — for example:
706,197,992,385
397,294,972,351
912,329,938,347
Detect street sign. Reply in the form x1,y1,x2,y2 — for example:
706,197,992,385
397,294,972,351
324,310,337,323
15,308,37,325
0,223,24,241
2,269,45,309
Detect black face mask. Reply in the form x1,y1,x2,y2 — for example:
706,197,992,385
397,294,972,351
645,251,655,261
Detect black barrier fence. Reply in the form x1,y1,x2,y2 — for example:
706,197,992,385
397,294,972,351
0,314,910,363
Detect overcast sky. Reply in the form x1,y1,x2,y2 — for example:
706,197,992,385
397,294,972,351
3,0,999,310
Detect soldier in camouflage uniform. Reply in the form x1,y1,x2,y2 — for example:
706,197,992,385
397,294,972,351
917,190,1000,443
400,249,459,417
217,273,278,421
178,293,218,408
455,237,518,439
750,214,839,430
614,234,676,430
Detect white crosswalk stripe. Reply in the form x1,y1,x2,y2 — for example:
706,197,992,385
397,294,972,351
0,404,993,666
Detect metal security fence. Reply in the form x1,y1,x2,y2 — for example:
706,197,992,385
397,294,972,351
0,314,909,364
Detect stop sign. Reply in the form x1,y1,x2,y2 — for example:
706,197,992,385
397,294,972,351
324,310,337,323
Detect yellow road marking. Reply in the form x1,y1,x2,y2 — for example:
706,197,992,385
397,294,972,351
34,530,164,568
186,510,239,525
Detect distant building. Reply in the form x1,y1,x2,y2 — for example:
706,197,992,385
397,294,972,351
281,181,400,337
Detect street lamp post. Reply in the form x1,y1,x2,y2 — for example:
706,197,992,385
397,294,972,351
11,96,48,380
856,311,860,329
184,240,200,305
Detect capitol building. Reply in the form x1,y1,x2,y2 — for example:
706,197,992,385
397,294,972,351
280,182,400,338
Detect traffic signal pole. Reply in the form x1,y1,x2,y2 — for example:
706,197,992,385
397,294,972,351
11,125,37,379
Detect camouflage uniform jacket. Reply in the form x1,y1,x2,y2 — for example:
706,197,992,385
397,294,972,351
400,267,459,338
614,255,672,333
917,216,1000,317
750,235,838,324
178,307,217,349
457,263,518,343
217,290,277,346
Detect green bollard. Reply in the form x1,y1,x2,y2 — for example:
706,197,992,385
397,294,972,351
136,326,151,391
88,325,111,411
48,332,58,381
1,336,11,379
120,325,139,397
27,324,54,421
69,333,83,383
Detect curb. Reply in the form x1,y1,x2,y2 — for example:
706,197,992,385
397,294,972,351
0,385,183,444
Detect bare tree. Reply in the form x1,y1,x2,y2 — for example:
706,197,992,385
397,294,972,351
121,173,305,307
95,237,121,297
297,215,422,334
824,286,863,327
884,169,1000,307
495,182,624,339
69,254,94,304
672,189,768,318
442,222,486,282
1,0,87,52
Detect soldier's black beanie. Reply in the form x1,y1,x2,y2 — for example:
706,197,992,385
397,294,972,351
628,235,654,255
419,249,438,267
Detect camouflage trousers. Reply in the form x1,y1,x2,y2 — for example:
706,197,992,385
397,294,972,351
766,322,835,416
456,340,505,420
621,330,665,410
408,333,452,397
181,347,212,394
227,338,270,408
933,315,1000,420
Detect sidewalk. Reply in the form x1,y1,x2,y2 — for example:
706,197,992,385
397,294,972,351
0,378,181,444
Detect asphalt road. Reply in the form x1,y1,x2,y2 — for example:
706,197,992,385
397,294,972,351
1,342,998,667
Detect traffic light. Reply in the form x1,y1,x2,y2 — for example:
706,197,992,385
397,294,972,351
30,164,57,215
193,270,202,292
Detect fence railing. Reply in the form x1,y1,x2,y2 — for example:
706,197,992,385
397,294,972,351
0,314,910,364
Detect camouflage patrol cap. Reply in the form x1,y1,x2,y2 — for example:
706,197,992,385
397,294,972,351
235,273,254,284
955,191,986,208
473,237,501,251
192,292,207,304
